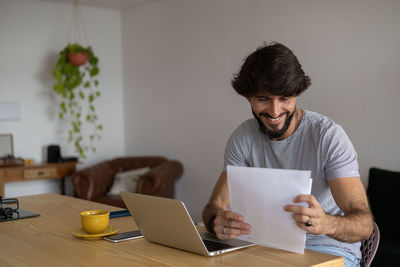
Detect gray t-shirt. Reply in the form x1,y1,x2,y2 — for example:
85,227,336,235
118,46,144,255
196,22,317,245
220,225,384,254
223,109,361,259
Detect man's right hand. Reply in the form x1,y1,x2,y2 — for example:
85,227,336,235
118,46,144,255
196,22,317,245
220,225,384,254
203,172,251,240
213,210,251,240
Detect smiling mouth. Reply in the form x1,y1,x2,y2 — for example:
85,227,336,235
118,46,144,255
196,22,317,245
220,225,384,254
261,113,287,122
268,115,283,121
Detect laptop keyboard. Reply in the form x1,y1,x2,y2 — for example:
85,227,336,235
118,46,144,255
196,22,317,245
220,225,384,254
203,239,234,252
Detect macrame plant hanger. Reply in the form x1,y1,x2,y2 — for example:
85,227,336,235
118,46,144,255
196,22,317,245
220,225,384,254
68,0,89,47
66,0,90,66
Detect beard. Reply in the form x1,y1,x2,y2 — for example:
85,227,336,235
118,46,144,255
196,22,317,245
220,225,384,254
252,108,296,139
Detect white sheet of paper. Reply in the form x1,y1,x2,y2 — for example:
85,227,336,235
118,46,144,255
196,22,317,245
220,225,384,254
227,165,312,254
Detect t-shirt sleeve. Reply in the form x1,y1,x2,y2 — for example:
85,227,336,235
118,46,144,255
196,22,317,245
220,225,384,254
321,125,360,180
222,127,249,172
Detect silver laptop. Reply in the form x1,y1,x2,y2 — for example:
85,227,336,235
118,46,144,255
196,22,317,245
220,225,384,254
120,192,254,256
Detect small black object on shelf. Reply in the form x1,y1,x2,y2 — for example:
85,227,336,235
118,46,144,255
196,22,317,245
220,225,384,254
47,145,78,163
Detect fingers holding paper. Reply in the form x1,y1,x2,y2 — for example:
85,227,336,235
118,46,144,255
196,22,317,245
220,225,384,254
284,194,330,235
214,210,251,240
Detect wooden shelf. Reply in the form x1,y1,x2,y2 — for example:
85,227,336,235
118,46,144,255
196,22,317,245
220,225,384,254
0,162,77,196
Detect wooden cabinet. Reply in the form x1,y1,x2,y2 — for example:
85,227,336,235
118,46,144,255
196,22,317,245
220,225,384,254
0,162,77,196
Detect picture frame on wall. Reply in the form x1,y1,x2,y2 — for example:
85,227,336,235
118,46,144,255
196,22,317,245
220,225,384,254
0,134,13,158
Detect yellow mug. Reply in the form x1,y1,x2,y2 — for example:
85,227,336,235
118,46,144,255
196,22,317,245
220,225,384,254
80,210,110,234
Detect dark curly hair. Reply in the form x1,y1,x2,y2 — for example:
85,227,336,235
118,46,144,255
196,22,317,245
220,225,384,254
231,42,311,97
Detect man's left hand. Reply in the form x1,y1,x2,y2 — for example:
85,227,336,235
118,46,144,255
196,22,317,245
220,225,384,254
284,194,332,235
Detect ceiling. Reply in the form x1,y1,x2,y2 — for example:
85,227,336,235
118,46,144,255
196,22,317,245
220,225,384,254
36,0,154,9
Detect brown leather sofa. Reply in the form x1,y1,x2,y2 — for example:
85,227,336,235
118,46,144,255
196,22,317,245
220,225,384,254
71,156,183,208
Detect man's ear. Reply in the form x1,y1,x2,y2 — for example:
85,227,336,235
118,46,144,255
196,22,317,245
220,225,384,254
245,97,251,103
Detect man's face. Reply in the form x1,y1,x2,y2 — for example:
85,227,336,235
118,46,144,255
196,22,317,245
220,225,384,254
248,93,298,140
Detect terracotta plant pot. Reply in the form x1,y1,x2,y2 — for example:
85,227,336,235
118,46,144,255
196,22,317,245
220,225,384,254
68,52,89,66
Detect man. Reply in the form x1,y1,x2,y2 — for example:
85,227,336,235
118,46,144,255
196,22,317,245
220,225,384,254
202,42,373,266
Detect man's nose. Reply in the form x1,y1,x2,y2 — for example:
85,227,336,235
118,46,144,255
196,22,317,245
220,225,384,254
268,100,281,118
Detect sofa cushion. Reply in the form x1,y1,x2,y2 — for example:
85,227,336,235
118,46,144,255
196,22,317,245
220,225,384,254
367,167,400,241
108,167,150,195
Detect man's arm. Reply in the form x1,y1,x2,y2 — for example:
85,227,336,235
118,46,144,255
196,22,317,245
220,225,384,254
202,172,251,240
285,177,373,243
325,177,373,242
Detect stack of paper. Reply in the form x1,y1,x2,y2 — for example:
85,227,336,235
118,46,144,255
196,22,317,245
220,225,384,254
227,165,312,253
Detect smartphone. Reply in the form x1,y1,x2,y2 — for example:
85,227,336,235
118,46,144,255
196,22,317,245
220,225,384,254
103,230,143,242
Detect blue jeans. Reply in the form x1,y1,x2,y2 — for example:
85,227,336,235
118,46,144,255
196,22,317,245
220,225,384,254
306,245,360,267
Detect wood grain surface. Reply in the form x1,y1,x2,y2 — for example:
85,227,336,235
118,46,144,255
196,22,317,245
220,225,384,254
0,194,343,266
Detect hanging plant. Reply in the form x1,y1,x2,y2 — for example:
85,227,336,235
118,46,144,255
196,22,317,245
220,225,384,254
52,43,102,159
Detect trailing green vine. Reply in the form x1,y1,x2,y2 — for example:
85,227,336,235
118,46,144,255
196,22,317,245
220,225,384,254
52,43,102,159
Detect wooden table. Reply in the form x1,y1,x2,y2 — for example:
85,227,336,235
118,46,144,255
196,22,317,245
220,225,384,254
0,194,343,266
0,162,77,196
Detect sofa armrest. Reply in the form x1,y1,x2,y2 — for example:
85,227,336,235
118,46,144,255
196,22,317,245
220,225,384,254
136,160,183,196
71,162,115,200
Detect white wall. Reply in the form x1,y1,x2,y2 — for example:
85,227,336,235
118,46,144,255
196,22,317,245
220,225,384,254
1,0,399,221
122,0,400,222
0,0,125,197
